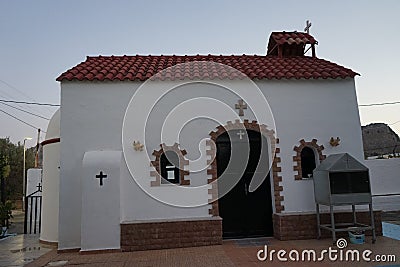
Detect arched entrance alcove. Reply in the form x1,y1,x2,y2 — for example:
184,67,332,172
207,120,283,239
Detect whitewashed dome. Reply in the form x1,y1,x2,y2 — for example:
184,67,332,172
45,109,60,140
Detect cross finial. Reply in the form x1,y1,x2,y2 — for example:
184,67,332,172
304,20,312,34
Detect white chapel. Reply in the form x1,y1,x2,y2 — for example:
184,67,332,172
40,31,380,252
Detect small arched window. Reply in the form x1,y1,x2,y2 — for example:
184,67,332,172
160,151,180,184
301,147,316,178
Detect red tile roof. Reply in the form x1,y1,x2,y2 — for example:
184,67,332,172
270,31,317,46
56,54,358,82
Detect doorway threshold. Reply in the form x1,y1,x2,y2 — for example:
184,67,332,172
227,237,273,247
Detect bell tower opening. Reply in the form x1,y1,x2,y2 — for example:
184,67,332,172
266,31,318,58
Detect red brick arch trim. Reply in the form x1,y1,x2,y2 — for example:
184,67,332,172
150,143,190,186
41,137,60,146
207,119,284,215
293,139,326,180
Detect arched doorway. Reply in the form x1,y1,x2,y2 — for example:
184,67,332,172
216,129,273,238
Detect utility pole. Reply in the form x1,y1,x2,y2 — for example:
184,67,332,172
0,155,4,204
22,137,32,211
34,129,40,168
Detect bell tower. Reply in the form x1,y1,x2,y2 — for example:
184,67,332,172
267,31,318,58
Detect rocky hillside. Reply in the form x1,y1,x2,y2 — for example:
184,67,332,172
362,123,400,157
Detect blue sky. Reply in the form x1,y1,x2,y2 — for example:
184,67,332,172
1,0,400,146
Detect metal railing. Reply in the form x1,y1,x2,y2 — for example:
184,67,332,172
24,189,42,234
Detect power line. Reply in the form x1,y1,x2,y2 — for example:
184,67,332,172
0,99,59,107
359,101,400,107
0,79,55,113
0,108,46,133
0,97,398,108
389,120,400,126
0,102,50,120
0,94,55,118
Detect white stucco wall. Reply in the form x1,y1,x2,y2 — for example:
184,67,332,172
263,79,364,213
365,158,400,211
59,82,136,250
81,151,121,251
40,109,60,244
58,77,363,249
27,168,42,196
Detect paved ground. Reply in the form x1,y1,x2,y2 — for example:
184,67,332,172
12,236,399,267
0,234,53,267
1,211,399,266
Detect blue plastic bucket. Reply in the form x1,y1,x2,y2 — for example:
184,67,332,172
349,231,365,244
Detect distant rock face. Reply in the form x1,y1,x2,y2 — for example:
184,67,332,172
362,123,400,157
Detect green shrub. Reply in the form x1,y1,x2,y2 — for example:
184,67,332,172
0,200,14,229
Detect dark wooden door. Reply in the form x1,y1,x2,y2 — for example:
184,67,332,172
217,130,273,238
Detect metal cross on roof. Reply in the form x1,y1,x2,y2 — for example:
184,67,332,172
304,20,312,34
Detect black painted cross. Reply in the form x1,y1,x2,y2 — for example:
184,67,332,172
235,99,247,116
96,171,107,186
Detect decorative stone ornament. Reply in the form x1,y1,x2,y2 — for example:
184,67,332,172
235,99,247,116
329,137,340,147
133,141,144,151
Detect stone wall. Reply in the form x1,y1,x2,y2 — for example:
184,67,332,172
121,217,222,251
274,211,382,240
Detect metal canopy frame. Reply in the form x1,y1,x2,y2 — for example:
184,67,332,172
316,203,376,244
314,153,376,244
